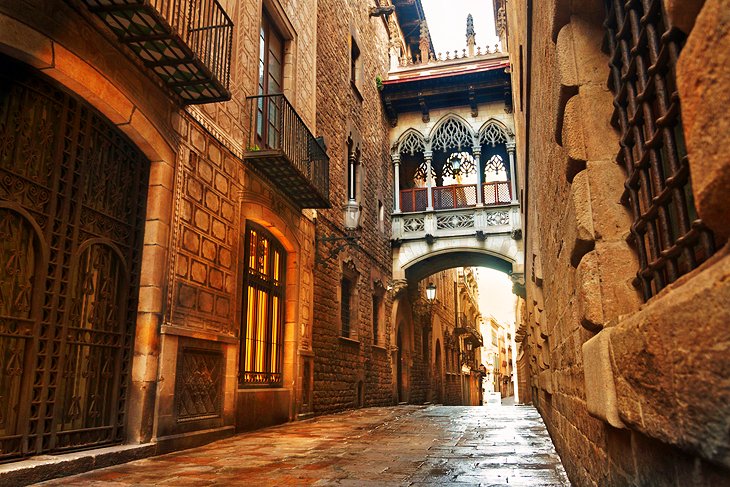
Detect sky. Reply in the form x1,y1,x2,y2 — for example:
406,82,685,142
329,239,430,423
420,0,500,55
475,267,517,326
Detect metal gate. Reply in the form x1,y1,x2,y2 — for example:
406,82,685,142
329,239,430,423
0,56,148,460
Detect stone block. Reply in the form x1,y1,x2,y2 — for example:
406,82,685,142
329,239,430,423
0,14,53,68
568,169,596,267
145,185,173,224
582,328,624,429
556,17,607,88
610,248,730,468
677,0,730,243
561,86,617,164
576,242,641,332
539,369,554,394
43,45,134,125
663,0,706,33
119,107,176,164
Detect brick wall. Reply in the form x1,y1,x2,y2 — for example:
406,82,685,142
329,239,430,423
311,0,395,414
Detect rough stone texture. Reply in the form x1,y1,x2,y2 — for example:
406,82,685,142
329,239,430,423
610,248,730,468
677,0,730,244
582,329,624,429
508,0,730,484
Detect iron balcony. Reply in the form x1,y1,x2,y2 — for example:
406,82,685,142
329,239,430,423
80,0,233,104
243,94,330,209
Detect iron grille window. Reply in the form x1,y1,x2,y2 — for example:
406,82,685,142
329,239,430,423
341,277,352,337
605,0,715,300
240,222,285,387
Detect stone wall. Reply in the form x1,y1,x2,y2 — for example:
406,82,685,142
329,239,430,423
311,0,395,414
509,0,730,485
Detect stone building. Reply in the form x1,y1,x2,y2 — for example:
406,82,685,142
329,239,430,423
0,0,333,458
506,0,730,485
0,0,486,471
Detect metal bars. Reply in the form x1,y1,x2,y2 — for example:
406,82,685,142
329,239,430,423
0,57,148,460
605,0,715,300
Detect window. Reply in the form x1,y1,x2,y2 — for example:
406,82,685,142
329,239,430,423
378,200,385,233
341,277,353,337
605,0,715,300
372,293,381,345
346,135,361,203
256,13,285,149
239,222,285,387
350,36,361,88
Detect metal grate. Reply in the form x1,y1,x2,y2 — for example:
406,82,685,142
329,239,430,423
400,188,428,212
605,0,715,300
433,184,478,210
0,56,148,459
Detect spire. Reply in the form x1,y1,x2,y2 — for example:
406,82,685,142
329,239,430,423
466,13,476,56
419,20,430,64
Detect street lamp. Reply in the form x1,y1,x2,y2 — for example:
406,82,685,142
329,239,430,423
426,282,436,302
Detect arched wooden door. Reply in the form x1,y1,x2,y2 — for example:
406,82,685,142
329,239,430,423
0,56,148,459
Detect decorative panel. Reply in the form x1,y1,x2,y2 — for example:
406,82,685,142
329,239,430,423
175,348,223,423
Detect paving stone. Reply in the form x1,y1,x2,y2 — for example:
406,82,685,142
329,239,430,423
38,405,569,486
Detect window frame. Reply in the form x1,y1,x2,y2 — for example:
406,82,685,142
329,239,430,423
255,12,286,150
239,221,286,388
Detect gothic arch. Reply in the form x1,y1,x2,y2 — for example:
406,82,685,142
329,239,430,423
478,119,513,147
394,128,426,156
429,114,476,152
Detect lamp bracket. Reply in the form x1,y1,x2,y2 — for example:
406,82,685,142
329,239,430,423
315,232,358,267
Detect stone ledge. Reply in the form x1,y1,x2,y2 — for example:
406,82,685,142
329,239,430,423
0,443,155,487
609,244,730,467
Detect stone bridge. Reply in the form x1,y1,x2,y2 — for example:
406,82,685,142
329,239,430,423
391,202,523,283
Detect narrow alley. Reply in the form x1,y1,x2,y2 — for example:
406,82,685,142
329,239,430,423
39,405,569,486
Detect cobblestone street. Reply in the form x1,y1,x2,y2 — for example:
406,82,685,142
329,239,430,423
41,405,569,486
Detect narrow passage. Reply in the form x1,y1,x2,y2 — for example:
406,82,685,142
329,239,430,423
42,405,569,486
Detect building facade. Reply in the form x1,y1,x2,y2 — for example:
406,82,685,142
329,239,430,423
507,0,730,484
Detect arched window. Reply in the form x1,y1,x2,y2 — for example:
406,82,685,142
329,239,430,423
239,222,285,387
484,154,508,182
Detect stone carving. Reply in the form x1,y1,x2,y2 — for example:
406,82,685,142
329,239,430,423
437,213,475,230
403,217,426,233
485,211,510,226
431,117,473,151
480,122,509,147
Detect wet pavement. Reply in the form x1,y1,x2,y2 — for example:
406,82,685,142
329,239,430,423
40,404,570,486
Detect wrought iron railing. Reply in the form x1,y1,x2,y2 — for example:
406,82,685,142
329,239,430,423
82,0,233,102
245,94,330,205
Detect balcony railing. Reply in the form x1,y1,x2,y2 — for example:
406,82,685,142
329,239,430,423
82,0,233,103
399,181,511,212
243,94,330,209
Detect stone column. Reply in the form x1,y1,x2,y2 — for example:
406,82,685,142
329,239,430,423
392,152,401,213
507,141,517,202
425,150,434,211
473,145,483,206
